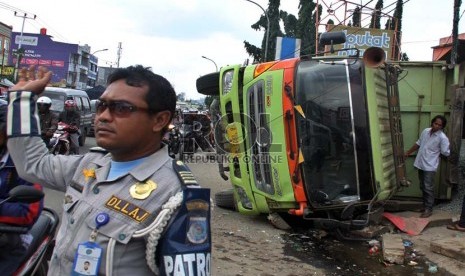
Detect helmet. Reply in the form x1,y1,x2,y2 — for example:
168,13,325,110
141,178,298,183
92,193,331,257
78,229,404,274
37,96,52,105
64,100,76,107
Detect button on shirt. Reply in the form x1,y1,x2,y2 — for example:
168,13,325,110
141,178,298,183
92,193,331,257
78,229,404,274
413,127,450,172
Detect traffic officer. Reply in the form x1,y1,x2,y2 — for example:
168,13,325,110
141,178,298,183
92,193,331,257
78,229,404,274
7,65,211,275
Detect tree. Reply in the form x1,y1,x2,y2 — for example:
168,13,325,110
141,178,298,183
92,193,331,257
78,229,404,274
390,0,404,60
352,6,361,27
177,92,186,102
279,10,298,37
370,0,383,29
296,0,317,56
245,0,282,62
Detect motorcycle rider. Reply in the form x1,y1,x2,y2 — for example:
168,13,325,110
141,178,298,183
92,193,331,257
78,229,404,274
58,99,80,154
37,96,58,147
0,99,44,275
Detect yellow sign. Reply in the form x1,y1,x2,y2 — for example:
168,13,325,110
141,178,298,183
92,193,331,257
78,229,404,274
105,195,149,223
0,66,14,76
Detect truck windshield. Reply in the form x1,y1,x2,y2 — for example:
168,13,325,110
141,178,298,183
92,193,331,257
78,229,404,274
295,60,362,205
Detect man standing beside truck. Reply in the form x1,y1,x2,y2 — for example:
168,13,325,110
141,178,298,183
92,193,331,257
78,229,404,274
405,115,450,218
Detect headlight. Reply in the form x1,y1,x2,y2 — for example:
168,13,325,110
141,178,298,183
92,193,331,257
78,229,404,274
222,70,234,95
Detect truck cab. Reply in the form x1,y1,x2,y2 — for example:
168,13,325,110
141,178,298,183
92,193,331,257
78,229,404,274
196,32,463,231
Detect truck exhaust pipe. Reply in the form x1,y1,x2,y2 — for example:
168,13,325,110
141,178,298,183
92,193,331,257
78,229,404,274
363,47,386,68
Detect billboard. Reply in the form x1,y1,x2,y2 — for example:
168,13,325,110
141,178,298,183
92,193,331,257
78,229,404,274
9,33,78,83
327,25,397,60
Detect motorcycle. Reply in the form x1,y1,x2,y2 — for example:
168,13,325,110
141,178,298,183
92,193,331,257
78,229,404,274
179,113,213,161
49,122,78,155
0,186,59,276
166,124,181,158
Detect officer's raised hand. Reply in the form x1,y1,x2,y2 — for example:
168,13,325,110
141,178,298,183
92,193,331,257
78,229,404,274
10,65,52,94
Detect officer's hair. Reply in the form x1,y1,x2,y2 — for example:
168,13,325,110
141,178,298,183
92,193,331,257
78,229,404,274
431,115,447,129
106,65,176,122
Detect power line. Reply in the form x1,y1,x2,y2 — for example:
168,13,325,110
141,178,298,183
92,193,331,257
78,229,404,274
0,2,70,43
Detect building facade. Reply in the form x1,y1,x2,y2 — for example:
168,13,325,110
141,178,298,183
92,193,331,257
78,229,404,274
9,28,99,89
0,22,12,79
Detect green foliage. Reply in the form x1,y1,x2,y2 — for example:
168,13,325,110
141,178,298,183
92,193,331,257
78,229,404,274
243,41,262,62
297,0,317,56
352,7,361,27
280,11,297,37
391,0,404,59
177,92,186,102
370,0,383,29
244,0,318,62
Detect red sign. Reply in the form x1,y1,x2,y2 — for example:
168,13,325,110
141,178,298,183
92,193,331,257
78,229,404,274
39,59,52,65
25,59,39,65
52,60,65,67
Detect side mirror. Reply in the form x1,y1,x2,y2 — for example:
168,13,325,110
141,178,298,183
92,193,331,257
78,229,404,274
319,31,346,46
319,31,346,53
7,185,44,203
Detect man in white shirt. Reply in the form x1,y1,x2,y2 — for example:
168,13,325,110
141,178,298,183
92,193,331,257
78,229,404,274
405,115,450,218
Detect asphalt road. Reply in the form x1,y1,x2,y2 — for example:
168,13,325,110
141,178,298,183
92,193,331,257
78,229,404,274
40,138,457,275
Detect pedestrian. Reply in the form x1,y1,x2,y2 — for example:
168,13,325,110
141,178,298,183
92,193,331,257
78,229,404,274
404,115,450,218
37,96,58,147
58,99,81,154
7,65,211,275
0,99,44,275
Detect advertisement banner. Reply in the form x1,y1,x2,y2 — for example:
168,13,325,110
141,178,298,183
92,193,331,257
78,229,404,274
327,25,397,60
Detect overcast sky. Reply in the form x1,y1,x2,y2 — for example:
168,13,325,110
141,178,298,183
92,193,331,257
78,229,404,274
1,0,462,99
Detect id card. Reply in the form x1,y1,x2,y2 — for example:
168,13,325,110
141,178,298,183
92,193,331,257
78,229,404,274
71,241,102,276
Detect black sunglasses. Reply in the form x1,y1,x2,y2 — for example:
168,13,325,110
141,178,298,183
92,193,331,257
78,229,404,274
96,100,151,117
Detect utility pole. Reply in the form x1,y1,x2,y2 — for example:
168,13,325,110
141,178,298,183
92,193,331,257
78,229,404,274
116,42,122,68
13,12,37,82
450,0,462,66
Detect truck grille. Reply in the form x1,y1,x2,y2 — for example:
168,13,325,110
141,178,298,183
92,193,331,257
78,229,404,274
248,84,274,194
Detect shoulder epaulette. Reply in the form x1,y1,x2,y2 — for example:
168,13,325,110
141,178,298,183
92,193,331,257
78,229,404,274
172,160,199,186
89,147,108,153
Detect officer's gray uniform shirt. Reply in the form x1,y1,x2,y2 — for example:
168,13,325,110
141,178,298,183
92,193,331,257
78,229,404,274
7,91,182,275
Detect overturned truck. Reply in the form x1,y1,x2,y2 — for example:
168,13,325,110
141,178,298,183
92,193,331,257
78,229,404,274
196,32,464,232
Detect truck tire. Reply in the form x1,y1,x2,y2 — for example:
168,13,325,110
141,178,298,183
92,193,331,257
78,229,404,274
214,189,236,210
196,72,220,96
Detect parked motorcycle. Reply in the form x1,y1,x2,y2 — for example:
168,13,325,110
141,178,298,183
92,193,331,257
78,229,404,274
49,122,78,155
0,186,59,276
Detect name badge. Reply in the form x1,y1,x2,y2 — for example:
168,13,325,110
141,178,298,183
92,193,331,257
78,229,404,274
71,242,102,276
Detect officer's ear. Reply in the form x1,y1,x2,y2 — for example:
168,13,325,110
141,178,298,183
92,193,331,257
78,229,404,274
151,110,171,133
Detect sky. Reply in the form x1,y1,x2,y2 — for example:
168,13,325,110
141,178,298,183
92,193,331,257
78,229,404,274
0,0,463,100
